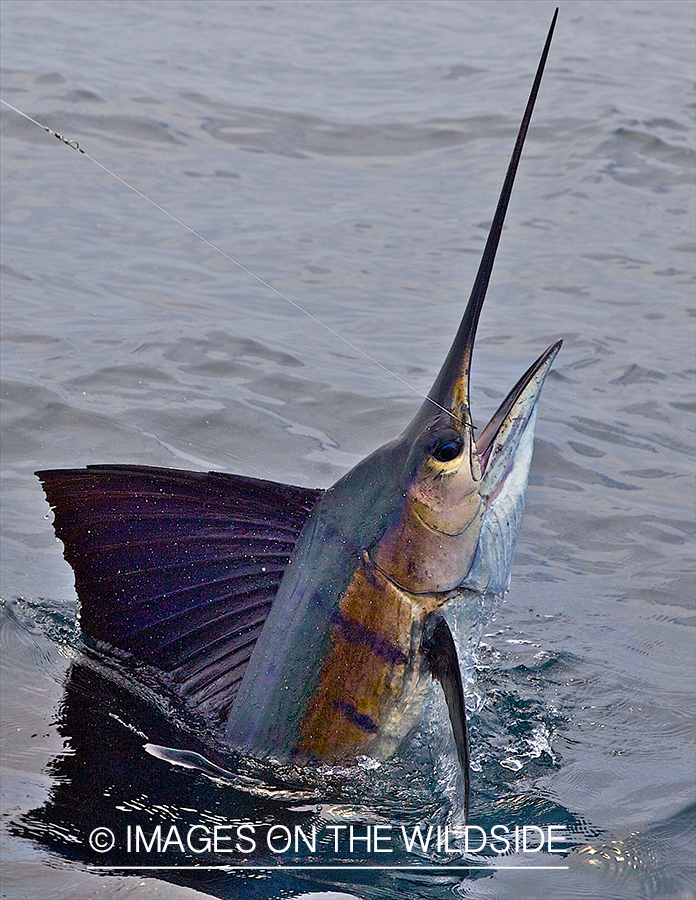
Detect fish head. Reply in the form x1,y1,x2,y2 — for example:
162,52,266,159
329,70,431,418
369,333,562,596
403,411,482,537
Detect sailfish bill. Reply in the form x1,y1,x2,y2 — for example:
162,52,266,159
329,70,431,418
37,11,561,819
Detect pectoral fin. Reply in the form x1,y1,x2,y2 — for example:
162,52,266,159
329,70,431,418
421,612,470,819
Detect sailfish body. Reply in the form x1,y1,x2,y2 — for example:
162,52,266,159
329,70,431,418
37,14,560,814
227,339,559,770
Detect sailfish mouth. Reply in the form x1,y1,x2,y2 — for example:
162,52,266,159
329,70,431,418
477,338,563,476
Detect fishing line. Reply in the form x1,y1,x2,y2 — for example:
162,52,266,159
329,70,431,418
1,98,461,422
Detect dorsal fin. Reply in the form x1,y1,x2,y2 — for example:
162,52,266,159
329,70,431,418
36,464,321,725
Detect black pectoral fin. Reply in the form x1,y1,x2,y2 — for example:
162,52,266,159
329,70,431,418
36,464,322,726
421,613,470,819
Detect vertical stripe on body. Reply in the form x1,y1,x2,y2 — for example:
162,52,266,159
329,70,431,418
296,553,441,761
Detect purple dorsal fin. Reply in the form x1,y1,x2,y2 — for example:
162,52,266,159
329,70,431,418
36,464,322,726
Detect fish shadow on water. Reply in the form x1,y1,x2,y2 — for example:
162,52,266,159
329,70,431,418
9,618,591,900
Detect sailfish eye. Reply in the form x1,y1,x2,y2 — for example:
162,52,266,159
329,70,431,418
431,435,464,463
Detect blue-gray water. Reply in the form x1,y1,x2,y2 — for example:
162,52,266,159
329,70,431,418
1,1,694,898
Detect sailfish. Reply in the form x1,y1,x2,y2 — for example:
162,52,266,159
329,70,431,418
37,13,560,818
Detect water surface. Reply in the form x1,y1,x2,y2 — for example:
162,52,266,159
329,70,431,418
1,2,694,898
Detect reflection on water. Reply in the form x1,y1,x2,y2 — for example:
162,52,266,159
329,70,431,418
7,599,586,900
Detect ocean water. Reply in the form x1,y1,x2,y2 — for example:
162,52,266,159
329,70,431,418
1,1,694,898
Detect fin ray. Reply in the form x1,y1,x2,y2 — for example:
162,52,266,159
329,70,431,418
36,464,322,725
